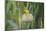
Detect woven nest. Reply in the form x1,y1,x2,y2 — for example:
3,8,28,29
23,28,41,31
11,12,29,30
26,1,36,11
22,14,33,22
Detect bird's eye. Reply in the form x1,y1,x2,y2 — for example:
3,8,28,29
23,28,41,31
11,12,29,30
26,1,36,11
24,12,26,13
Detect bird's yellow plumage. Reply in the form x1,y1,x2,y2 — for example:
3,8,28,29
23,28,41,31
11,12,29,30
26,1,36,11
24,9,30,16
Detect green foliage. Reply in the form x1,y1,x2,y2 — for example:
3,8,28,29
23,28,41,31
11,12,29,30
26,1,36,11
5,1,44,31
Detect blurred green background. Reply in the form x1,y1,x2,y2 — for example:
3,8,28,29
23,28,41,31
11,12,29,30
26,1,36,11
5,1,44,31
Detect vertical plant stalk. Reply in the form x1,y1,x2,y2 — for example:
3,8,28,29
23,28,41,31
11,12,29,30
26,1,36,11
26,2,29,9
18,2,21,29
